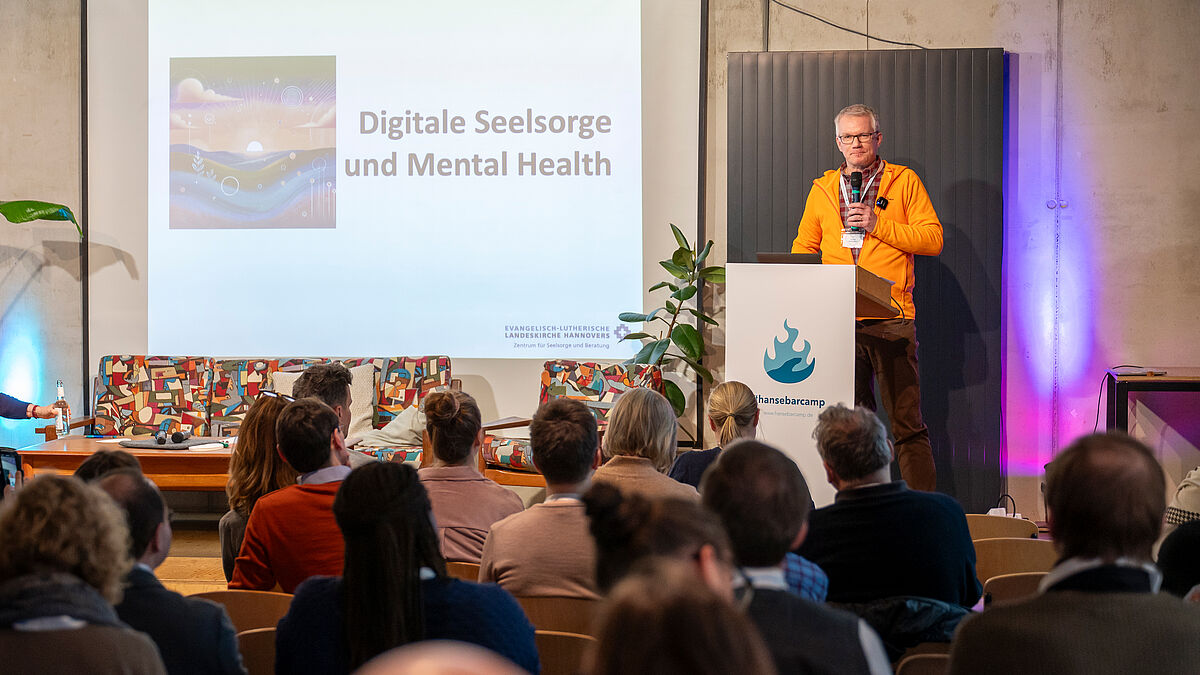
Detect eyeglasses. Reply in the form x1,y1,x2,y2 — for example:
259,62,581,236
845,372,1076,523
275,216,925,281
836,132,879,144
260,390,295,402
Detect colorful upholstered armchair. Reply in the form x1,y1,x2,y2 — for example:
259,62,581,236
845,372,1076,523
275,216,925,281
480,359,664,485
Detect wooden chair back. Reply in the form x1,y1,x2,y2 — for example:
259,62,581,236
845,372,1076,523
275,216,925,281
446,561,481,582
895,652,950,675
965,514,1039,540
535,630,595,675
237,627,276,675
190,589,293,634
973,537,1058,586
516,596,599,635
983,571,1047,607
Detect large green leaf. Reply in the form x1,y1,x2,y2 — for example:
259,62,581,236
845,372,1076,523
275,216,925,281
687,307,719,325
619,312,648,323
662,379,687,417
0,200,82,238
660,261,689,279
631,341,657,364
648,338,670,365
620,332,653,341
670,323,702,361
671,285,698,302
695,240,714,267
671,247,691,269
670,223,690,250
676,353,714,383
698,266,726,283
648,281,670,292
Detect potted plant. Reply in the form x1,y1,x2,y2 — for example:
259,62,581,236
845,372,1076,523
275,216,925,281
619,223,724,417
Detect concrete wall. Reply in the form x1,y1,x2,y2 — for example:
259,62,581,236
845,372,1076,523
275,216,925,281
0,0,83,449
704,0,1200,517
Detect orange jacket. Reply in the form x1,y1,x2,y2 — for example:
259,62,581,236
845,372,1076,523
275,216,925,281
791,162,943,320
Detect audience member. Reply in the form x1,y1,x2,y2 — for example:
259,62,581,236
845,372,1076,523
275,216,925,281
73,448,142,482
669,380,758,488
418,391,523,563
276,462,538,674
701,440,890,675
1155,465,1200,558
292,363,376,467
583,481,732,596
480,398,601,598
592,388,699,501
292,364,355,437
0,475,166,673
663,383,827,601
1157,520,1200,599
589,559,777,675
99,470,244,675
220,393,297,581
230,397,349,592
797,405,980,607
356,642,529,675
950,432,1200,674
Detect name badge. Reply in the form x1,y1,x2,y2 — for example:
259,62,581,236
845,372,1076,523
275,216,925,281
842,228,865,249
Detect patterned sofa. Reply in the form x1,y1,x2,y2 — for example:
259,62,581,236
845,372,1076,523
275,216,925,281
76,354,453,463
480,360,664,476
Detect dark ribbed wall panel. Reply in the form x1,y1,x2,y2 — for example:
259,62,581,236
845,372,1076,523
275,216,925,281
728,49,1004,512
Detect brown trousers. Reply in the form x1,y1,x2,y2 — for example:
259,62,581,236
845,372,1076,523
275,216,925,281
854,318,936,491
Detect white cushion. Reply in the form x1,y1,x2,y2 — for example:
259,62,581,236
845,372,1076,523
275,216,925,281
272,363,376,438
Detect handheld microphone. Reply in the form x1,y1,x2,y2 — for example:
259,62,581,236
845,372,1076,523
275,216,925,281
171,430,192,444
155,430,167,445
850,171,863,203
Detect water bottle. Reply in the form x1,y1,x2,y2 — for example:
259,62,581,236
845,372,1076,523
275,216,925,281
54,380,70,436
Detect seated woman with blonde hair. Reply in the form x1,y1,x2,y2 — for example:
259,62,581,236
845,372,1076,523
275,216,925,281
0,475,166,673
669,380,758,489
591,387,698,501
220,393,298,581
418,391,523,563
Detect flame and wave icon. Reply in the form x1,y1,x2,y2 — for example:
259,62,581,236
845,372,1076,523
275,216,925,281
763,320,816,384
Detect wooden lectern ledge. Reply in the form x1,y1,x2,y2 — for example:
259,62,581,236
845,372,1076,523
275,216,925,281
855,267,899,319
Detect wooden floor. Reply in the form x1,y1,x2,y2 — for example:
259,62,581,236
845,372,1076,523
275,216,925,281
161,526,227,594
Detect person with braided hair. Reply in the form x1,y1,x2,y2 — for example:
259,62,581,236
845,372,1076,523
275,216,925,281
669,381,759,490
418,391,523,563
275,462,538,674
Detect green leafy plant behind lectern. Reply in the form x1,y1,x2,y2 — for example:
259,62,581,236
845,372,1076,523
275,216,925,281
619,223,725,416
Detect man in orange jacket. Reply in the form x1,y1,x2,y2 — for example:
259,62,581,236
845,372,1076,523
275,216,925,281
791,104,943,492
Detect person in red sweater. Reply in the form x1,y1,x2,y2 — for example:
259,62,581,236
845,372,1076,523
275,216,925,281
230,397,351,592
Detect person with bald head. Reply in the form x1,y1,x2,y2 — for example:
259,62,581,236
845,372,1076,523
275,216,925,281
950,433,1200,674
99,470,245,675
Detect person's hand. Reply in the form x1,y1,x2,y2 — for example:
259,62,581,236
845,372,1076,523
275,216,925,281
31,404,59,419
846,202,877,233
2,471,23,499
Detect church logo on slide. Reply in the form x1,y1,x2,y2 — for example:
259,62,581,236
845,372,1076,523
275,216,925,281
168,55,335,229
763,320,816,384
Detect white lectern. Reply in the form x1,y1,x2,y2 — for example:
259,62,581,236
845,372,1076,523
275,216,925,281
726,263,895,506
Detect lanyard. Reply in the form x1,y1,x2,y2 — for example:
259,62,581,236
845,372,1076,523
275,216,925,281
838,162,884,209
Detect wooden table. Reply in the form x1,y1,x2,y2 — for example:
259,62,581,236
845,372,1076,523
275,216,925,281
1106,367,1200,433
18,436,232,491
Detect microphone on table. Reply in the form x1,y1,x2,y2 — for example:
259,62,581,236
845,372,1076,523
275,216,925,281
155,430,168,444
171,430,192,444
850,171,863,203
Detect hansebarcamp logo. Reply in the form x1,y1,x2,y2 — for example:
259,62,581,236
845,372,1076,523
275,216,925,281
764,319,815,384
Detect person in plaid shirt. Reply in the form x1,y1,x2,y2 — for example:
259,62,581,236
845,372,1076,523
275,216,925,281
791,104,943,492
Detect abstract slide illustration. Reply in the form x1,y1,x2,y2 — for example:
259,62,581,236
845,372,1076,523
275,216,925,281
169,55,335,229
